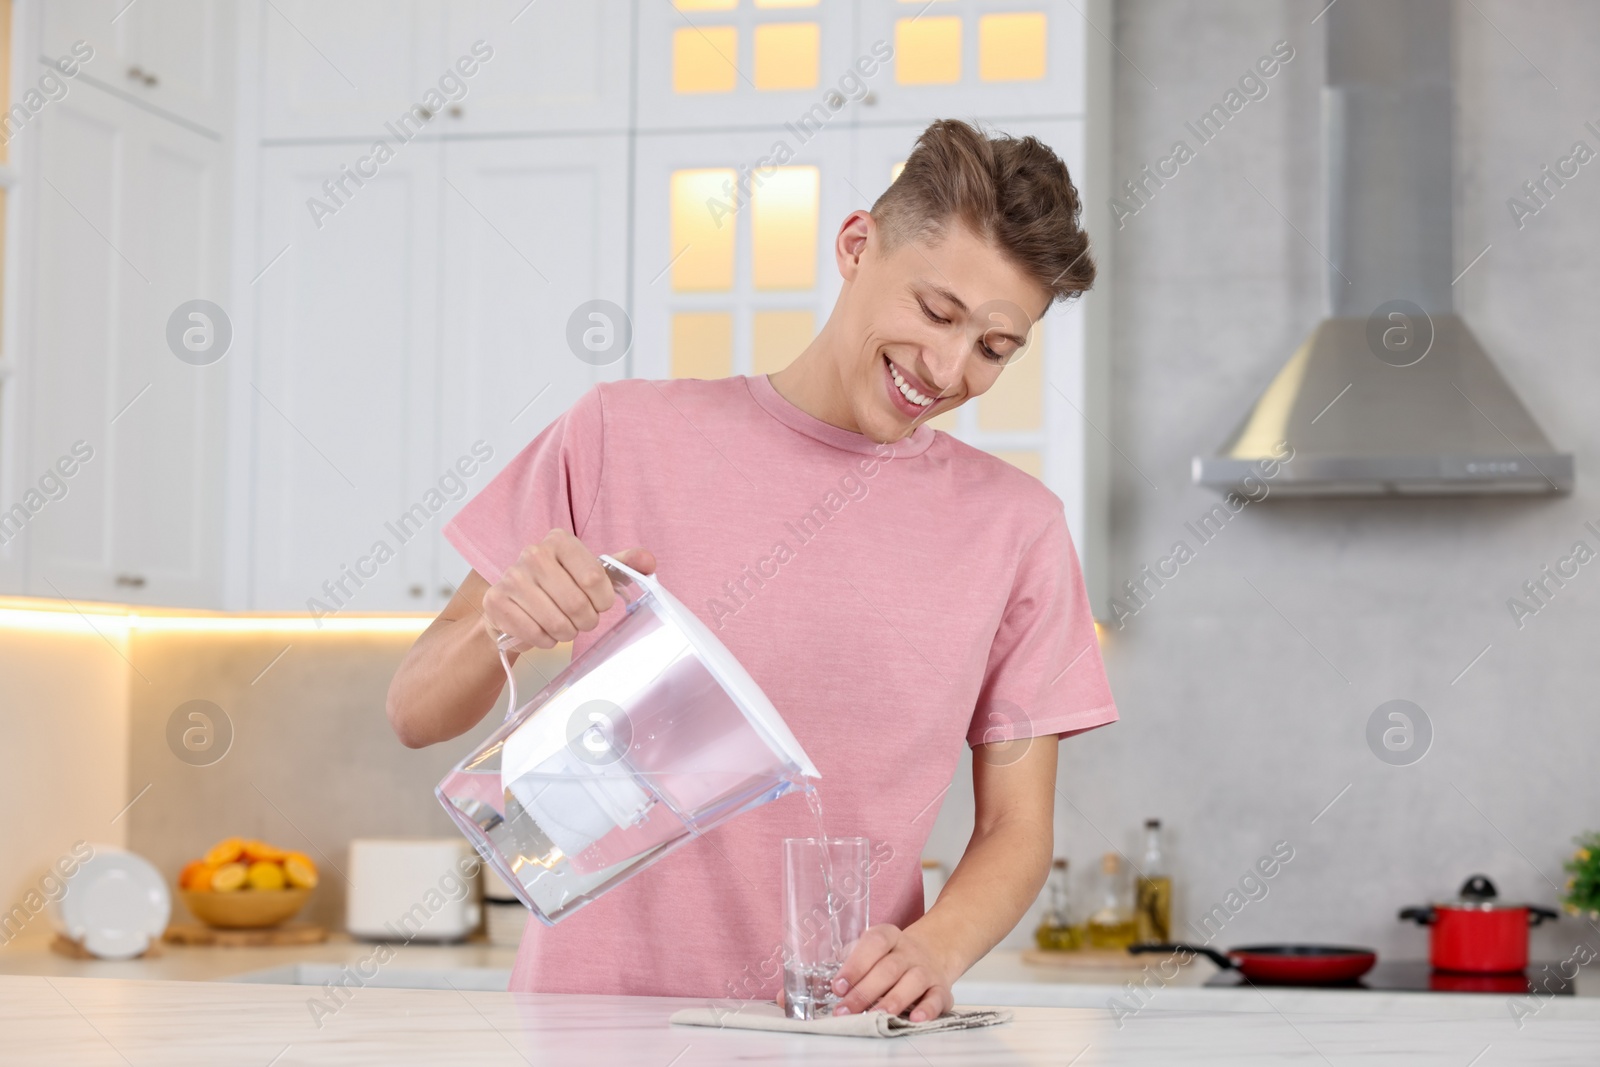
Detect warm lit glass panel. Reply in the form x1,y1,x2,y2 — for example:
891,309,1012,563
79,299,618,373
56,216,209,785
755,0,818,7
675,0,737,10
980,13,1047,82
978,321,1044,431
752,310,814,373
751,166,818,291
990,450,1043,477
671,169,737,292
674,26,738,94
890,161,906,183
895,17,961,85
754,22,819,90
672,312,735,379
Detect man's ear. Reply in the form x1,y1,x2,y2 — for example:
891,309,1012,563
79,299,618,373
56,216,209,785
835,210,874,283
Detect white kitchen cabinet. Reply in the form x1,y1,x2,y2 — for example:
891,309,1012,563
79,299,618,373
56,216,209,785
856,0,1087,123
630,125,853,382
249,133,630,612
40,0,236,134
432,135,630,602
634,0,856,132
21,81,231,606
435,0,632,136
258,0,436,142
259,0,631,142
249,141,440,612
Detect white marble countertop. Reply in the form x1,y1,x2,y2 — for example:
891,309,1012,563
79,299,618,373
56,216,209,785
5,972,1600,1066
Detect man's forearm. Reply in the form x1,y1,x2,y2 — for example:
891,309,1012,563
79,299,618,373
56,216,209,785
905,812,1053,979
386,613,508,748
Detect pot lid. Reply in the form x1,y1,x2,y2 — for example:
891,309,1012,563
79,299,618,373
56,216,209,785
1434,874,1527,911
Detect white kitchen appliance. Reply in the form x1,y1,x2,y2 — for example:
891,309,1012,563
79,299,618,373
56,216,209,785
346,838,481,942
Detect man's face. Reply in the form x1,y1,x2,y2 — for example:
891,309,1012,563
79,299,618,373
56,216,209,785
835,213,1053,443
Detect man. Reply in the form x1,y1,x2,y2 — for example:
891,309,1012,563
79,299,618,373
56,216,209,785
387,118,1117,1020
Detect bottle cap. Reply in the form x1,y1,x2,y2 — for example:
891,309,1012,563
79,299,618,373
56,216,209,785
1051,857,1069,870
1145,818,1161,829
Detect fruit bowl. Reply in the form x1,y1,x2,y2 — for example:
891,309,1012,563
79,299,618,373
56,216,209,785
180,887,311,929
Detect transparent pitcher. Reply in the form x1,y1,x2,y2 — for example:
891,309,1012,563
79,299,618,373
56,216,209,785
436,555,820,926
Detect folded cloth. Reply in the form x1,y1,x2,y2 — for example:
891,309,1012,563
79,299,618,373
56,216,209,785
669,1000,1012,1039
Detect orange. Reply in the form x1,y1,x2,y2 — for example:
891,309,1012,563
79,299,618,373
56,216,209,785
242,840,287,863
178,861,216,891
210,862,249,892
205,837,245,866
283,853,319,889
247,860,287,890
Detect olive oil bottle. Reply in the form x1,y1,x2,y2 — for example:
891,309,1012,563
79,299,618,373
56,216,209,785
1134,818,1172,943
1033,858,1082,951
1086,852,1138,950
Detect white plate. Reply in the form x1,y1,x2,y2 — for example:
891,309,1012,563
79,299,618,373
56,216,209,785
51,847,170,960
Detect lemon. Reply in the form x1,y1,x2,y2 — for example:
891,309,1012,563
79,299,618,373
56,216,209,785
247,861,287,891
210,862,249,892
283,854,319,889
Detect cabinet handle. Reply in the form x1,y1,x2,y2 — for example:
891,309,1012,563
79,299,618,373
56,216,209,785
143,73,159,87
417,106,433,120
448,106,463,119
862,91,877,106
409,584,425,597
438,584,456,598
115,574,147,588
127,65,144,81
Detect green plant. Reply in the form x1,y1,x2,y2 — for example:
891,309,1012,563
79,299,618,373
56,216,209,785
1562,833,1600,915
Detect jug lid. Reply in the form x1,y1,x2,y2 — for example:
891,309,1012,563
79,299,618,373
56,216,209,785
602,555,821,780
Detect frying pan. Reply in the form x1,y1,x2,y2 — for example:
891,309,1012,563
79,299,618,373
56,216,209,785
1129,942,1378,984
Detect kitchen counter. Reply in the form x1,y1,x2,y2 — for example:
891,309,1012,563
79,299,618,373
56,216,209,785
7,972,1600,1065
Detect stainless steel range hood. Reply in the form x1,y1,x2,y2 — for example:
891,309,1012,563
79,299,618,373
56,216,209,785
1193,0,1573,496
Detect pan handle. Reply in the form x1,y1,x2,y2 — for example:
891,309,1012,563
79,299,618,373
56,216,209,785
1528,906,1560,927
1398,906,1435,925
1128,942,1234,971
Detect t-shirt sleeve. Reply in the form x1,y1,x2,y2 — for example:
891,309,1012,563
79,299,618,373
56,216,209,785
967,502,1118,747
441,384,607,585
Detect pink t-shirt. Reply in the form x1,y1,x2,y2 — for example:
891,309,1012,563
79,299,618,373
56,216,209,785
443,374,1116,999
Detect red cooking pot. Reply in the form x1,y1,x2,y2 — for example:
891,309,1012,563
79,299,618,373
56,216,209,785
1400,874,1558,974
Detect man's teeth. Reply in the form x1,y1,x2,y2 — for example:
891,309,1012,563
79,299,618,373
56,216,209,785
889,363,934,407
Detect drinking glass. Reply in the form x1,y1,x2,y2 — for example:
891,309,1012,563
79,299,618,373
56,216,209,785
782,836,871,1020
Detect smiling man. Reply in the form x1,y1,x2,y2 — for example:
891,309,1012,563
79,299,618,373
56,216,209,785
387,119,1117,1020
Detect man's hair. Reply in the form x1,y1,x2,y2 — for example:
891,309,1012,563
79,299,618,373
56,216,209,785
870,119,1095,306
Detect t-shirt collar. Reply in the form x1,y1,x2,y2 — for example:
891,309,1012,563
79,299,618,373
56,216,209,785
744,374,936,458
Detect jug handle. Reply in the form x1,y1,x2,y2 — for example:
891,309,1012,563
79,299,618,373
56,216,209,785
492,554,647,652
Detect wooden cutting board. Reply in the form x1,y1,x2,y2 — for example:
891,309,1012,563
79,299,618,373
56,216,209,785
50,934,164,960
161,923,328,947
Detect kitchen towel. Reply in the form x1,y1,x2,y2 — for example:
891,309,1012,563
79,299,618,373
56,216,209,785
669,1001,1012,1038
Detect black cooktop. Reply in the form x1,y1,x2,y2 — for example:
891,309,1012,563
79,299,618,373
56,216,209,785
1203,960,1574,995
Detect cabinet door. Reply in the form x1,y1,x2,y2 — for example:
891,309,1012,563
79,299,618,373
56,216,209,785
631,126,853,382
259,0,439,140
433,0,632,136
24,85,229,605
250,142,439,610
41,0,235,134
636,0,857,132
857,0,1085,123
433,135,629,603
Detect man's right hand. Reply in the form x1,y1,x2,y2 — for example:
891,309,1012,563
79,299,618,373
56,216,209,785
480,529,656,652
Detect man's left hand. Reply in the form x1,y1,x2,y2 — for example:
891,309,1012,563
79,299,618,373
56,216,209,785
829,923,955,1021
